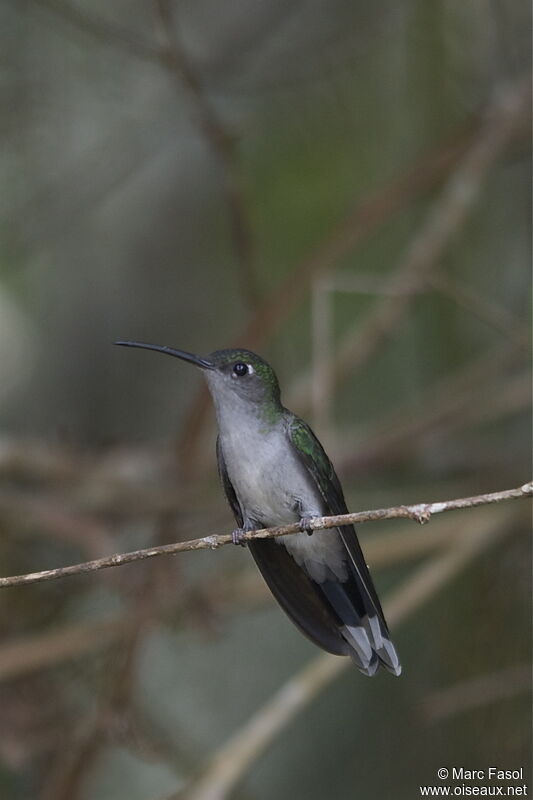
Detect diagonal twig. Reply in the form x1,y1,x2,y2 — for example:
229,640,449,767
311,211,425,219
177,114,484,469
154,0,259,308
421,663,532,723
178,76,530,469
427,272,530,349
338,333,530,475
0,619,126,683
39,557,169,800
30,0,259,307
30,0,162,62
0,483,530,589
288,79,531,413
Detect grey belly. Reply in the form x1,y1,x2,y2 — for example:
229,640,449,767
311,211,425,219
224,434,348,584
230,450,320,526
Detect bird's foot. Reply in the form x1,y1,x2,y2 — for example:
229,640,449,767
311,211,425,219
299,516,314,536
231,528,248,547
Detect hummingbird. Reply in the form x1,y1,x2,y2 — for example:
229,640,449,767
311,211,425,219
115,341,401,676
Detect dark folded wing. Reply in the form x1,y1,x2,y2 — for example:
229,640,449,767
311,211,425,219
286,414,401,675
248,538,350,655
286,414,388,625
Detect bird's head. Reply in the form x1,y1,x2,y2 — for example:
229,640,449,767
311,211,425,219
115,341,281,411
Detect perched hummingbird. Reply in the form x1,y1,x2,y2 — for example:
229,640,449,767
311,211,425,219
116,341,401,676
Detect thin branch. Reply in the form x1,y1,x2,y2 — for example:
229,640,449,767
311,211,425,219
0,483,530,589
170,505,515,800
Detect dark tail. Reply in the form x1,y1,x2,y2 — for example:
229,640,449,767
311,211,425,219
249,537,401,675
320,571,401,676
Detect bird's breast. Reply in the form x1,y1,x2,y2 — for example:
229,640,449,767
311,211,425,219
219,417,348,584
220,423,322,528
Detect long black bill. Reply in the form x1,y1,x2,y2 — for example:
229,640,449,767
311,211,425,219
114,340,214,369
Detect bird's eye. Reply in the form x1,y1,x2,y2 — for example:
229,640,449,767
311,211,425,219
233,362,248,377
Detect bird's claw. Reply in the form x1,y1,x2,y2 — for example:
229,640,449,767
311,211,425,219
232,528,248,547
299,516,314,536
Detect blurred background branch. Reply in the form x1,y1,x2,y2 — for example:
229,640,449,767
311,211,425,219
153,0,259,308
420,662,531,724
